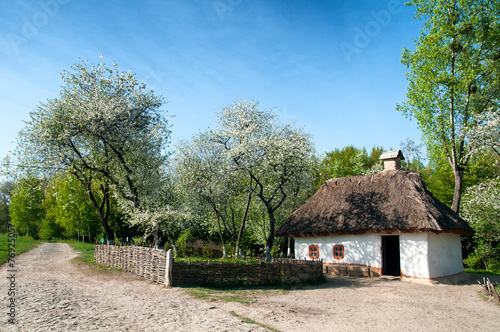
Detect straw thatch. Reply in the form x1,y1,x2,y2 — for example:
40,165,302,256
276,170,474,237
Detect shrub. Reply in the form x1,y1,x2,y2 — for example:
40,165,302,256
464,253,483,270
176,230,195,256
486,259,500,272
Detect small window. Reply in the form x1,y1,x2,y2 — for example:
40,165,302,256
309,244,319,259
333,245,344,260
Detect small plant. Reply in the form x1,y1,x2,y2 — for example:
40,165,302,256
133,236,143,246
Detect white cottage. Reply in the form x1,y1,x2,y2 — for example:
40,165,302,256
275,150,474,279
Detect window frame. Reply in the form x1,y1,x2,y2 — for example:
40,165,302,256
333,244,344,260
308,244,320,259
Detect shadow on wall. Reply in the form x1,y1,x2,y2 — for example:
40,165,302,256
348,238,380,268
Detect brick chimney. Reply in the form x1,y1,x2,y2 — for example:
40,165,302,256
379,150,405,171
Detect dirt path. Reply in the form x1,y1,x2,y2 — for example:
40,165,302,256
219,275,500,332
0,243,268,331
1,243,499,332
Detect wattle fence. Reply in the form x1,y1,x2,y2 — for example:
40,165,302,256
94,244,324,287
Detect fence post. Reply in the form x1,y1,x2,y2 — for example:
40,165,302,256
165,249,173,287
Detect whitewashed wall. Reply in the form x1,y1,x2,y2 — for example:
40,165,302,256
426,232,464,278
295,234,382,269
400,233,429,278
294,232,465,279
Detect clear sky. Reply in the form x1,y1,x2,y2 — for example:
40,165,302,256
0,0,424,163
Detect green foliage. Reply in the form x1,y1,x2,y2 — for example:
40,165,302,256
42,173,102,241
176,229,195,254
38,217,65,241
461,176,500,271
0,202,9,234
463,252,484,270
398,0,500,212
0,181,15,233
315,145,384,188
0,234,41,265
9,177,45,239
420,154,455,206
421,145,500,208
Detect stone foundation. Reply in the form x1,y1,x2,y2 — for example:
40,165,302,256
324,265,381,278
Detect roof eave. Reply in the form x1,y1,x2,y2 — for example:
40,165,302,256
276,228,474,238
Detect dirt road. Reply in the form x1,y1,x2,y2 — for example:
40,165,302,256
0,243,268,331
219,274,500,331
1,242,499,331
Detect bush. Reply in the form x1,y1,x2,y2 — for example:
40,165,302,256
176,229,195,255
464,253,483,270
486,258,500,272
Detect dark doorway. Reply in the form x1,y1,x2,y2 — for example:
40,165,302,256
382,235,401,276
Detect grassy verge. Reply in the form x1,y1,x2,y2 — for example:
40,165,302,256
185,286,288,304
66,241,95,264
0,234,41,265
465,268,500,276
175,256,265,264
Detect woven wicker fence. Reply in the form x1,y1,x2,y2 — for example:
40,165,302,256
94,244,324,287
94,244,168,283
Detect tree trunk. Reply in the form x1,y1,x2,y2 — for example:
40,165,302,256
152,229,159,249
99,215,114,243
265,207,276,262
214,213,226,257
235,191,252,260
72,170,114,243
451,167,464,213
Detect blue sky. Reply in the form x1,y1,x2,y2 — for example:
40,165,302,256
0,0,424,163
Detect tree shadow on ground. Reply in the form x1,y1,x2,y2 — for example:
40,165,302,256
306,274,500,289
432,273,500,286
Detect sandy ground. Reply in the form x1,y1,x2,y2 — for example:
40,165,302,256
0,243,268,331
1,243,499,332
219,274,500,331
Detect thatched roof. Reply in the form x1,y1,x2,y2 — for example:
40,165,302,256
276,170,474,237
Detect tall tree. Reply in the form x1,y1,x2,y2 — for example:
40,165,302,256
400,138,424,172
42,172,102,241
315,146,384,188
9,177,45,238
214,99,316,261
398,0,500,212
126,167,182,249
176,131,256,257
16,59,171,240
0,181,15,233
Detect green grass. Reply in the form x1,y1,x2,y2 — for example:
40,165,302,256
465,268,500,276
185,286,288,305
186,287,253,304
66,241,95,264
175,256,264,264
0,233,41,265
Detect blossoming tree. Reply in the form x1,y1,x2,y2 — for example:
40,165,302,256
16,59,171,241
